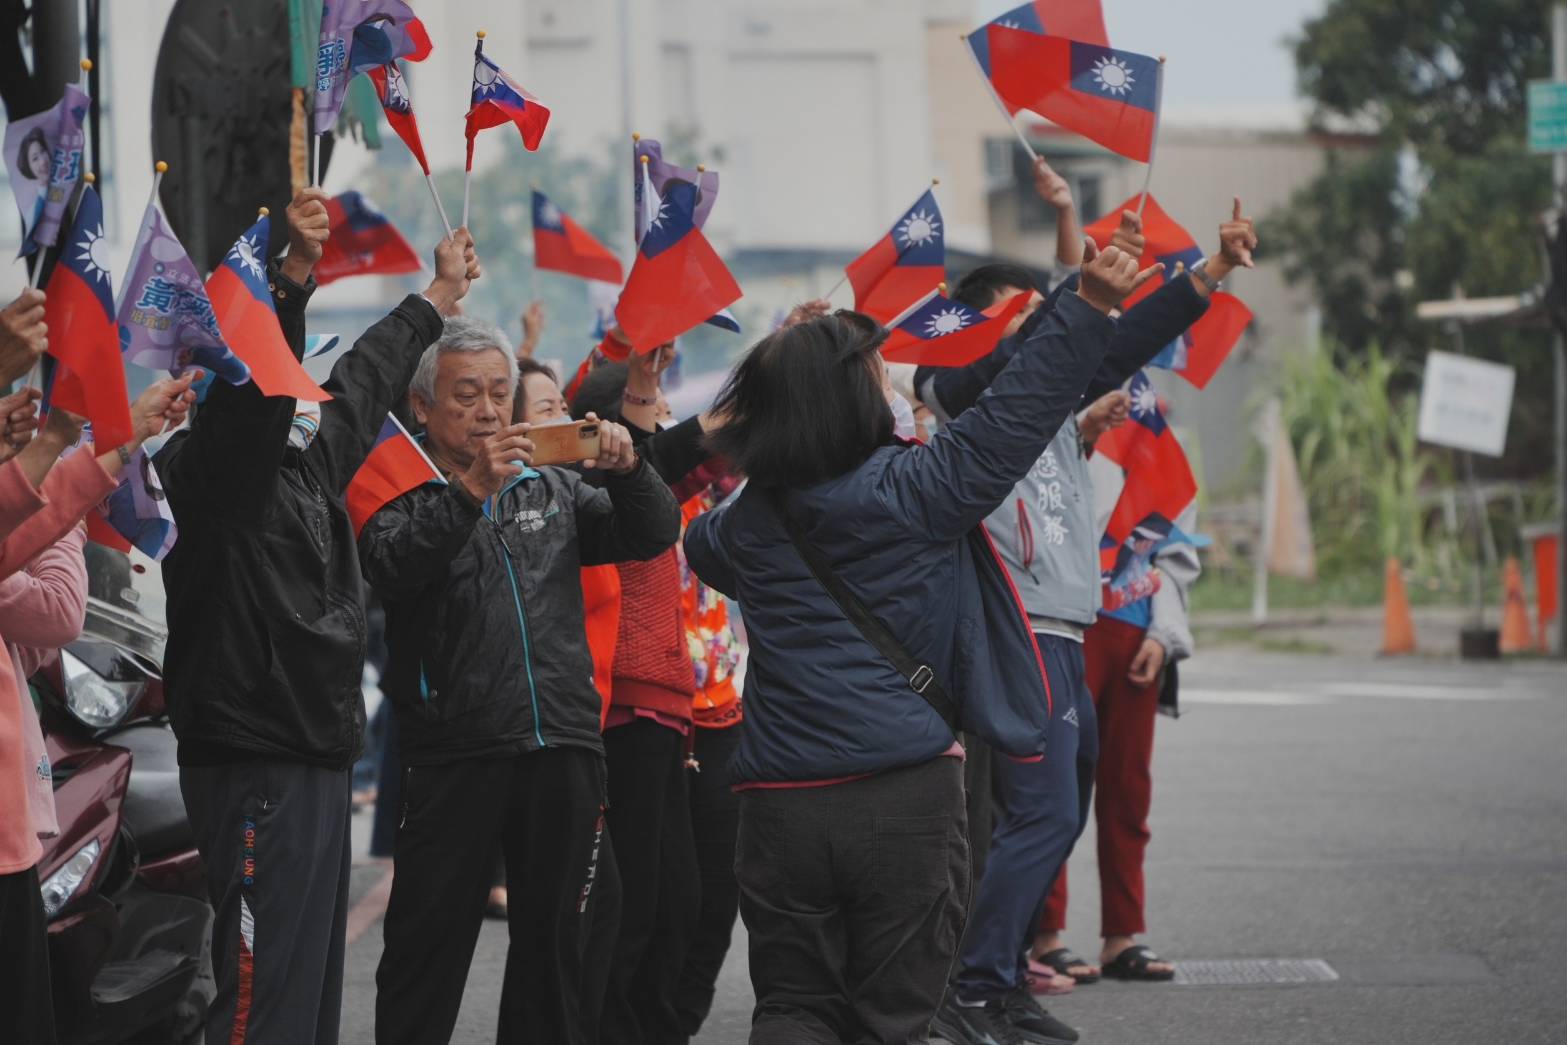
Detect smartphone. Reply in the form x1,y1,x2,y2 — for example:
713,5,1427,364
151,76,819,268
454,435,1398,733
530,419,602,467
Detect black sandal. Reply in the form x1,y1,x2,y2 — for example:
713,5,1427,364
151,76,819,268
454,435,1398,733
1037,947,1101,985
1101,944,1175,982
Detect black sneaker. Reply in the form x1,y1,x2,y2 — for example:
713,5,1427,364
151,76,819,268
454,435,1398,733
930,995,1030,1045
1002,986,1079,1044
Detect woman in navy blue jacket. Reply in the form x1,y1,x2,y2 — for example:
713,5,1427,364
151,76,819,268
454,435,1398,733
683,242,1160,1045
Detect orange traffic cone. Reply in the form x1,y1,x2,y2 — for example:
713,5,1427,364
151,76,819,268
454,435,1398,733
1380,557,1417,655
1499,556,1535,654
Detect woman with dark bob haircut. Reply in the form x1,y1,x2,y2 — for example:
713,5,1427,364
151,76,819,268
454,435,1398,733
684,242,1159,1044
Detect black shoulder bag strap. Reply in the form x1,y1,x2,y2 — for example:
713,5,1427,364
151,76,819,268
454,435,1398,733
766,488,960,735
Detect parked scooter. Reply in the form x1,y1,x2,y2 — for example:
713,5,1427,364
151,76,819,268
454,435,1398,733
32,589,212,1044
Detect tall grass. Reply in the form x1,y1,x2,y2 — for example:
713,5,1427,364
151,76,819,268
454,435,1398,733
1278,346,1454,578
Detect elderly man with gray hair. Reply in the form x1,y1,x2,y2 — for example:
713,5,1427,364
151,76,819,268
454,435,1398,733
359,315,680,1045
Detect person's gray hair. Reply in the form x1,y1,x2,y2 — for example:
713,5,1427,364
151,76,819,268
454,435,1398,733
409,316,518,404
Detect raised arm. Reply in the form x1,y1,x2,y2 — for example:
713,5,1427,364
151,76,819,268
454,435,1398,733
878,244,1160,542
155,190,329,520
0,525,88,652
573,421,681,565
311,231,480,494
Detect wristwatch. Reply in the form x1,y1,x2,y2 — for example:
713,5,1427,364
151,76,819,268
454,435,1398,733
1190,258,1221,294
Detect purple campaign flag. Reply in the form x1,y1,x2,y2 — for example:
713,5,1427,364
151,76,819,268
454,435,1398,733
4,81,89,255
116,202,250,386
632,137,719,248
100,446,178,561
314,0,429,134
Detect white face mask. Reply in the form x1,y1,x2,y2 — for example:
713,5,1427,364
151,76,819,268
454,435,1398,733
888,392,917,440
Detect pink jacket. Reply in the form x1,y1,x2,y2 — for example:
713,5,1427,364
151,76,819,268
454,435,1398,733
1,526,90,845
0,452,116,874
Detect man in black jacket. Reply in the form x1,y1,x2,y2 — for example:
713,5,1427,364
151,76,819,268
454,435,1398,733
156,188,480,1045
358,316,680,1045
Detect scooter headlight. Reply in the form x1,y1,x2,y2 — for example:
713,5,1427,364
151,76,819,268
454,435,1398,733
40,839,101,918
61,649,145,729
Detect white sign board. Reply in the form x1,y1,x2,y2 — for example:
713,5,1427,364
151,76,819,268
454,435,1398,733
1416,350,1516,458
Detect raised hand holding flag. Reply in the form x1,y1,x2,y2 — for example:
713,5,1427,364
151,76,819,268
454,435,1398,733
205,206,331,402
464,30,552,227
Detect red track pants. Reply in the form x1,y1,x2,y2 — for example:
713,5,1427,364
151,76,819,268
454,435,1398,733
1039,615,1160,938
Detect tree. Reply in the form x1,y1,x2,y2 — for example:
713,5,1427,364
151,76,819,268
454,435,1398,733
1265,0,1556,473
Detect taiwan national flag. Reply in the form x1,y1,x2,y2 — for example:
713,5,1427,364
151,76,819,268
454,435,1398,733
1095,372,1197,547
1084,194,1253,389
315,191,423,286
206,214,331,402
633,137,720,247
117,200,249,386
533,190,623,284
966,0,1109,106
844,189,945,325
985,26,1161,163
42,184,133,452
314,0,431,134
882,288,1032,367
346,415,445,535
465,48,551,169
616,181,742,353
1098,511,1207,609
367,61,430,174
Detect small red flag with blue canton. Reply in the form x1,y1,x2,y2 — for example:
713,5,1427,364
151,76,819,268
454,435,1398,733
985,25,1161,163
845,189,946,325
882,288,1031,367
347,415,445,535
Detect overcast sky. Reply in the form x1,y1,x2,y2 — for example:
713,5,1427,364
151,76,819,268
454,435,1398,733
973,0,1329,118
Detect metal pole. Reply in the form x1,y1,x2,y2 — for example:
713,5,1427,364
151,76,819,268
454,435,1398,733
1554,3,1567,655
617,0,634,256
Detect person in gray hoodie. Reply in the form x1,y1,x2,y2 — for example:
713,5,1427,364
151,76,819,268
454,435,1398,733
922,168,1257,1045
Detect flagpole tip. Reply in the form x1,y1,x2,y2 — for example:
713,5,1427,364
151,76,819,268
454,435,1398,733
632,132,641,142
696,164,706,173
155,161,169,173
84,172,95,185
79,58,92,72
476,29,487,39
931,177,940,186
258,206,270,218
1158,54,1167,63
640,155,650,165
939,282,948,294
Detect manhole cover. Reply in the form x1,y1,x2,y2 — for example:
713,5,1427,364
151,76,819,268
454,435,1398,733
1174,959,1339,986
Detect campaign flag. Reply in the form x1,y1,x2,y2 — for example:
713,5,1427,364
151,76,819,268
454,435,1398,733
632,137,719,247
366,61,430,173
532,190,623,284
315,191,422,285
117,201,249,386
4,81,89,254
1098,512,1207,610
1084,194,1252,388
844,189,945,325
966,0,1109,107
466,47,551,169
314,0,430,134
346,415,444,535
985,26,1161,163
1096,372,1197,547
94,446,178,560
41,185,134,452
588,280,620,341
882,288,1031,367
207,214,331,402
616,180,742,353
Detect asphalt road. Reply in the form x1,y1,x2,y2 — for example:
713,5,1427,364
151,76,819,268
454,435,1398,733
338,650,1567,1044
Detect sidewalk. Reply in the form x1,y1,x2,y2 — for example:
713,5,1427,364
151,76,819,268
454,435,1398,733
1194,604,1559,660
